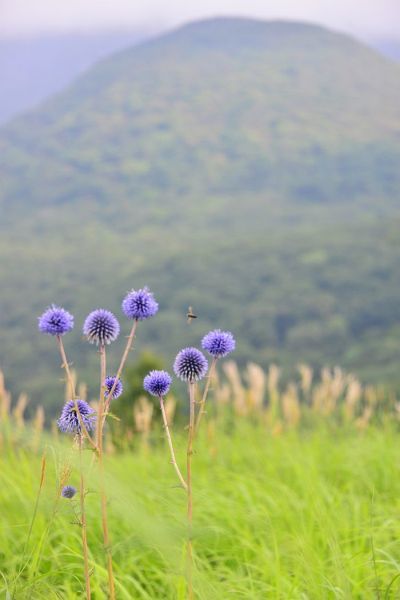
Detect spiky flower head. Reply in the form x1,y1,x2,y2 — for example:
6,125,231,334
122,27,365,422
143,370,172,397
174,347,208,382
38,305,74,336
202,329,236,358
122,287,159,320
105,375,123,399
57,399,96,434
83,309,120,345
61,485,77,499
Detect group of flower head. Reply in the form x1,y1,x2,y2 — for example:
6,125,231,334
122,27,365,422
38,287,159,438
39,290,235,470
143,329,235,399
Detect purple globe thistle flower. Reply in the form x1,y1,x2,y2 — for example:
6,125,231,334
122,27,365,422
38,305,74,336
83,309,120,345
122,287,159,320
143,370,172,397
174,347,208,382
61,485,77,499
202,329,236,358
57,399,96,434
105,375,123,399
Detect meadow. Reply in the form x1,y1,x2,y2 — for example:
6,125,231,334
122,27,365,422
2,364,400,599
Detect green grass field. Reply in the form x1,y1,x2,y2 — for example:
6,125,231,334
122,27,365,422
2,420,400,599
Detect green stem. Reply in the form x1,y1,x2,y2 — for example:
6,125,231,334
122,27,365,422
195,357,217,434
187,382,196,599
159,396,187,491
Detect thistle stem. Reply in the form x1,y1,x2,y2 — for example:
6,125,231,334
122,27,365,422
195,357,217,434
186,382,196,600
96,344,107,452
103,319,138,423
159,396,187,491
57,335,97,451
79,436,91,599
98,344,116,600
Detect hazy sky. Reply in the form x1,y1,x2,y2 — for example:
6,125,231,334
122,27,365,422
1,0,399,40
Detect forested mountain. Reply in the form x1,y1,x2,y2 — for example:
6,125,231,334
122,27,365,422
1,18,400,408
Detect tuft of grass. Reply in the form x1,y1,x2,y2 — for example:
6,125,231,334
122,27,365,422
1,422,400,598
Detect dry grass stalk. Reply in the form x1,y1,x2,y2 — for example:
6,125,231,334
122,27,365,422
134,396,154,447
245,362,266,412
78,382,88,402
32,405,45,452
282,383,301,428
355,406,373,429
0,370,11,420
267,364,281,423
344,376,362,421
223,361,247,416
13,393,28,429
312,367,346,415
297,363,313,398
164,395,177,425
214,382,231,406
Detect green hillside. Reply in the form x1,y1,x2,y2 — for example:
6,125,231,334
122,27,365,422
1,18,400,407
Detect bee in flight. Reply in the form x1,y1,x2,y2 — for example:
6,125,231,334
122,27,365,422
187,306,198,324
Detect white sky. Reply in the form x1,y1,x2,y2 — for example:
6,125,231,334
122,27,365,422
0,0,399,40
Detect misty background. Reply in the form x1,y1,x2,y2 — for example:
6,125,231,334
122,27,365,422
1,1,400,124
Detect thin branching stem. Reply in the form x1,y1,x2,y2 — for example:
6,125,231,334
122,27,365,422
57,336,97,451
159,396,187,491
103,319,139,423
79,436,91,599
187,381,196,600
195,357,217,434
98,344,116,600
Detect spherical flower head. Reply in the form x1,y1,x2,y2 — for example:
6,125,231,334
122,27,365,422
38,305,74,336
202,329,236,358
174,347,208,382
122,287,159,320
83,309,120,345
143,370,172,397
57,399,96,434
61,485,77,499
105,375,123,399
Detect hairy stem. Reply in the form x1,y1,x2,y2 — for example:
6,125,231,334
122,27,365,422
103,319,138,423
57,335,96,450
195,357,217,434
187,382,196,599
98,344,116,600
159,396,187,491
96,344,107,452
79,437,91,599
